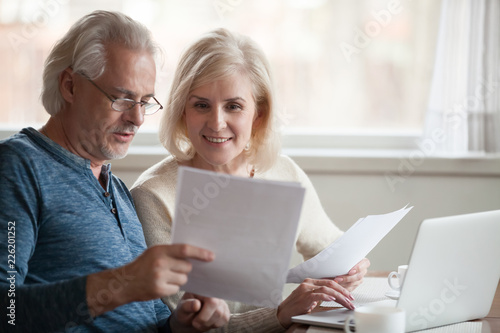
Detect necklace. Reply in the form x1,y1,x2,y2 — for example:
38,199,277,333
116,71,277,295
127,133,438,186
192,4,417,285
250,168,255,178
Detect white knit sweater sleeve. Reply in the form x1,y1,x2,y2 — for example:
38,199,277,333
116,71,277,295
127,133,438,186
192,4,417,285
271,156,344,261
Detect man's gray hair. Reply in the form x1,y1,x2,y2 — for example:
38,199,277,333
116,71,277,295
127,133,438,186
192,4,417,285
41,10,159,116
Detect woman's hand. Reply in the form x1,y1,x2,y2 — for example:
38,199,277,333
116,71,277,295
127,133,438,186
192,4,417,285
334,258,370,291
276,278,355,328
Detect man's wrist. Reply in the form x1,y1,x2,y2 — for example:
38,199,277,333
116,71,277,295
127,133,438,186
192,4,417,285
168,310,199,333
167,311,183,333
86,269,128,317
158,315,174,333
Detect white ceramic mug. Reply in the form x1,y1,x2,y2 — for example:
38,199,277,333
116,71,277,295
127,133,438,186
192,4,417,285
344,306,406,333
388,265,408,291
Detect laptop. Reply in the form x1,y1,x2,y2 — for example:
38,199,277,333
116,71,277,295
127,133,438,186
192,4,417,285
292,209,500,332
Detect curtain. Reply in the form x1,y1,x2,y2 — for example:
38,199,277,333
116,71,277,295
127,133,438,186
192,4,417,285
423,0,500,155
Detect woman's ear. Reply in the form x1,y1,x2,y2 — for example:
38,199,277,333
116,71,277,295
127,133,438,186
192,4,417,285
252,107,264,130
59,67,75,103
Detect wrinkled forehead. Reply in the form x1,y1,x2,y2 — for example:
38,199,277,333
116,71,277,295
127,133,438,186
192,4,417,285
103,45,157,95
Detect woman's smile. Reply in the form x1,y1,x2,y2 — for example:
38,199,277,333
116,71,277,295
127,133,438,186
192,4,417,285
204,136,232,144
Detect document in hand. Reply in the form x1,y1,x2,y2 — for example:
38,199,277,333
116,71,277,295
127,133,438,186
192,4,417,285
171,166,306,308
287,205,413,283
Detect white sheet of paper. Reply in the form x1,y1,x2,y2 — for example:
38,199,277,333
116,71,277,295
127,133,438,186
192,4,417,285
287,205,413,283
171,166,305,308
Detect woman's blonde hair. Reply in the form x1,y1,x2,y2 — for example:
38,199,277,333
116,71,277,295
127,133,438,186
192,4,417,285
159,28,280,172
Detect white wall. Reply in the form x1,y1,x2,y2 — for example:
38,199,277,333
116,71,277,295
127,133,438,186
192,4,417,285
113,150,500,271
306,170,500,271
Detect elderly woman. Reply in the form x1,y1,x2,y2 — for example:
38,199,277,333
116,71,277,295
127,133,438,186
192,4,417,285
131,28,369,332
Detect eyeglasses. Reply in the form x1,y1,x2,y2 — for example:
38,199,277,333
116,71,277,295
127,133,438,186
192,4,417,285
78,73,163,115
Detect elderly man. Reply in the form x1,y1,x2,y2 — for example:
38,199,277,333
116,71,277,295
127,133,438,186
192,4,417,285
0,10,229,332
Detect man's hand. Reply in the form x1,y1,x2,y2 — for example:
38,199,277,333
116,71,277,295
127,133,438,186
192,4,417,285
86,244,214,317
170,293,230,332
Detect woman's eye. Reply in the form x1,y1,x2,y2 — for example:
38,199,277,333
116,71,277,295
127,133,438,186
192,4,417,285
227,104,242,111
195,103,209,109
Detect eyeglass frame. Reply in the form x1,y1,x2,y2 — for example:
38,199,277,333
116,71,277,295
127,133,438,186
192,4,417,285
77,72,163,115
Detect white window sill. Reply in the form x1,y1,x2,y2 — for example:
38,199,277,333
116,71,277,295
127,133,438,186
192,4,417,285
116,146,500,177
118,129,500,176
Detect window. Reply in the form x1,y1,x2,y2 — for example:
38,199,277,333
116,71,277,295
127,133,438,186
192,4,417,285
0,0,441,136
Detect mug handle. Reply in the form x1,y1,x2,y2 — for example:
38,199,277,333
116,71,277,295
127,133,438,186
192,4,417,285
344,314,355,333
388,271,401,290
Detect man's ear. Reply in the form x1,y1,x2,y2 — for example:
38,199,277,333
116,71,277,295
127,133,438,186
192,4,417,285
59,67,75,103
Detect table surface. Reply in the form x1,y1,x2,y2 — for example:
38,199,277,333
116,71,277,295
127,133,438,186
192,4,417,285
286,271,500,333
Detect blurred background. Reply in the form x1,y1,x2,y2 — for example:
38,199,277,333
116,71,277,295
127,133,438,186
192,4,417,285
0,0,440,131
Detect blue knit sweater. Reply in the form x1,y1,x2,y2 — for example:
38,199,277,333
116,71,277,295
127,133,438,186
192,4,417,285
0,128,171,332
